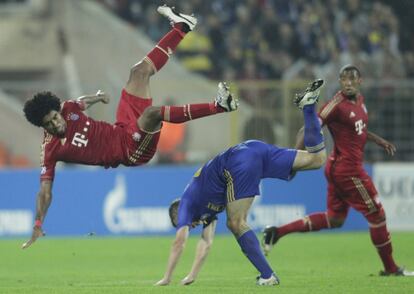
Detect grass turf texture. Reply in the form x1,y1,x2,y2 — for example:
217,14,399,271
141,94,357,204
1,232,413,294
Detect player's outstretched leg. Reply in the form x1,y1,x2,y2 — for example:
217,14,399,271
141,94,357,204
145,5,197,74
262,80,328,255
262,212,333,256
137,82,238,132
160,81,239,124
125,5,197,98
296,79,325,154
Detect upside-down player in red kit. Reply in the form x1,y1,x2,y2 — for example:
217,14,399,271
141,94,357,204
262,65,413,276
21,5,238,249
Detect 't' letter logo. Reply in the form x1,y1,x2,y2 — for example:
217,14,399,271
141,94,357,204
71,132,88,147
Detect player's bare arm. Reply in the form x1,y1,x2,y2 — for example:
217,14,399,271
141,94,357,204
155,225,190,286
367,131,396,156
22,180,53,249
181,220,217,285
76,90,110,109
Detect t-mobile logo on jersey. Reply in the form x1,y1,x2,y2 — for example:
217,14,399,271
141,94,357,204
71,132,88,147
355,119,366,135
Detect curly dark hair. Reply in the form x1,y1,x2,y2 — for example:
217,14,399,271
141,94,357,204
169,198,181,228
23,91,61,127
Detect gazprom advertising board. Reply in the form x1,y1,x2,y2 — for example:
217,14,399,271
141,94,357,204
1,163,411,237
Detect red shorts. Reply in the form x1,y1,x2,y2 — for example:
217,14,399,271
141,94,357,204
325,166,382,219
116,89,161,166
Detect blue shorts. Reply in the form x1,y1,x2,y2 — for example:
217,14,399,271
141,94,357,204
185,140,297,206
222,141,297,202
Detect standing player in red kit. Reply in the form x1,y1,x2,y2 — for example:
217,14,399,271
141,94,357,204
262,65,413,276
21,5,238,249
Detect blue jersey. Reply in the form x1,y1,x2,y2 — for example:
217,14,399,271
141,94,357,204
176,140,297,229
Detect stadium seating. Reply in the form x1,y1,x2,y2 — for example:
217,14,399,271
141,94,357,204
99,0,414,81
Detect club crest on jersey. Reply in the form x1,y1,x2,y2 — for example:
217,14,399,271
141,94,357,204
69,113,80,121
132,132,141,142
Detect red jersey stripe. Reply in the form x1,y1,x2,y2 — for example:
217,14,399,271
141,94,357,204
320,93,343,120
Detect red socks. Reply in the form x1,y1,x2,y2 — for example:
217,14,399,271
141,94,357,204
278,212,330,237
145,25,227,124
369,223,398,273
161,103,224,123
145,24,186,72
277,212,399,273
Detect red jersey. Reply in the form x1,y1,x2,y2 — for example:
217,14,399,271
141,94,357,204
318,91,368,175
40,100,143,181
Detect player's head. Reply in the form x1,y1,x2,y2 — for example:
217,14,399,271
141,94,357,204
339,64,362,98
23,91,67,136
169,198,181,228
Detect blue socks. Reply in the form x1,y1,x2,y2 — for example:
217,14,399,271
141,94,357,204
237,230,273,279
302,104,324,153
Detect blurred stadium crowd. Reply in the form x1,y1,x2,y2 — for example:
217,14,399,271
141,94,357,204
97,0,414,162
98,0,414,81
1,0,413,167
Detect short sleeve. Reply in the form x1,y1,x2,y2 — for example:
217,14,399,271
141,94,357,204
40,160,56,181
40,134,57,181
176,198,194,230
318,96,342,126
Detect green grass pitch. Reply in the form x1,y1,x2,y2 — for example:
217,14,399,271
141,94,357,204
1,232,413,293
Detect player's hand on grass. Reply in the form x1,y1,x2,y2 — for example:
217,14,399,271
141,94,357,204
96,90,110,104
181,275,195,285
154,277,171,286
22,226,45,249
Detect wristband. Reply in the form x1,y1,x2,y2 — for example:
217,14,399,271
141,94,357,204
34,219,42,228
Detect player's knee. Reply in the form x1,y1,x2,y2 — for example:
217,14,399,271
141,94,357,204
226,218,244,234
137,107,162,132
366,207,386,224
329,217,345,228
204,239,214,249
129,61,152,83
142,106,161,120
140,106,161,124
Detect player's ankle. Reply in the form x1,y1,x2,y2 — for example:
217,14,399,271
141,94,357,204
174,23,191,33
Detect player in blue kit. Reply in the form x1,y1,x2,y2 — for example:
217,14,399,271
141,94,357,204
155,80,326,286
